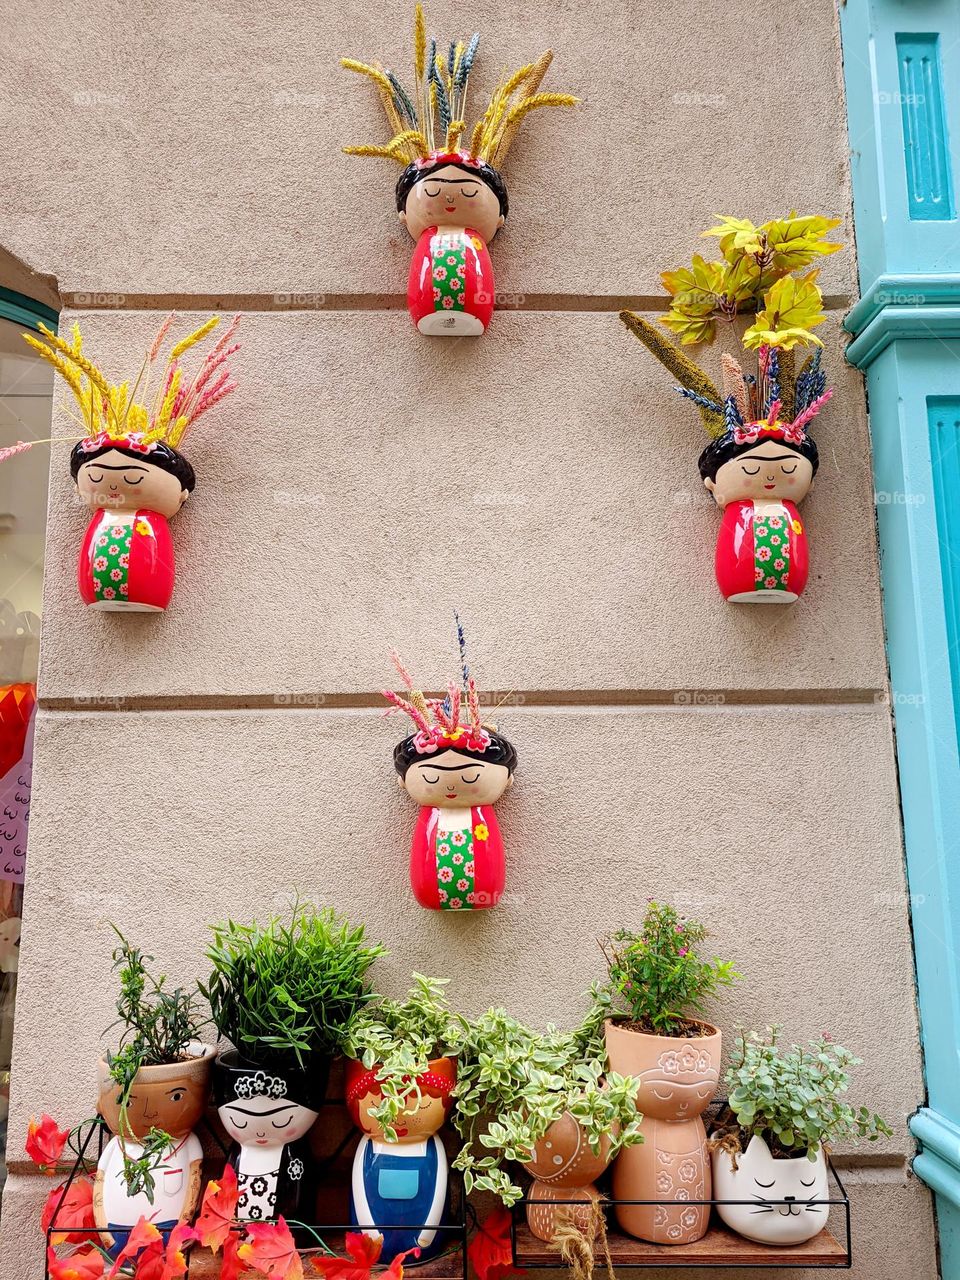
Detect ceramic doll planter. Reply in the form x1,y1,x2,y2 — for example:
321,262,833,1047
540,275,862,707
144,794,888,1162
341,4,576,336
94,1043,213,1254
711,1136,829,1246
382,645,517,911
523,1112,614,1243
346,1056,456,1263
604,1020,720,1245
213,1050,328,1234
16,314,239,613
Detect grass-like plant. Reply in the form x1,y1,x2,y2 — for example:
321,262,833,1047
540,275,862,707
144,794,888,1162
451,1003,643,1206
201,905,384,1070
103,927,207,1200
343,973,465,1140
717,1027,892,1161
598,901,738,1037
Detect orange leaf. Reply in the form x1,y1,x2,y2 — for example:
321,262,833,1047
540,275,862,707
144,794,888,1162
195,1165,239,1253
468,1208,517,1280
157,1222,198,1280
26,1114,70,1171
42,1176,97,1245
105,1217,163,1279
46,1247,105,1280
237,1216,304,1279
312,1235,419,1280
220,1230,244,1280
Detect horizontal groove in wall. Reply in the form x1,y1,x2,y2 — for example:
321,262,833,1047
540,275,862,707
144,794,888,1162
58,292,854,315
39,688,887,714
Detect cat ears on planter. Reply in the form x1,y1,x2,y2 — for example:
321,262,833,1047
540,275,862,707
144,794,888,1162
339,2,577,169
620,311,833,445
3,314,241,465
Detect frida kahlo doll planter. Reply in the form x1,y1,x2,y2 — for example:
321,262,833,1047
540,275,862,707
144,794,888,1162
383,650,516,911
213,1050,327,1234
621,314,832,604
16,314,239,613
346,1056,456,1263
94,1044,213,1254
341,5,576,336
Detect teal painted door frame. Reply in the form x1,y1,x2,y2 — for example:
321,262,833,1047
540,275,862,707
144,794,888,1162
841,1,960,1273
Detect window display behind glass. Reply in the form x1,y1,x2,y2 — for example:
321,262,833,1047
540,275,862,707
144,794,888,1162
0,315,52,1205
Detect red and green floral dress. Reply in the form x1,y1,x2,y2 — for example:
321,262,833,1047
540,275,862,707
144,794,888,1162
78,509,176,611
409,805,505,910
714,500,809,603
407,227,495,335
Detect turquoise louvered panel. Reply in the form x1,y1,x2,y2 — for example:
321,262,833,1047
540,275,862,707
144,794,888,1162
897,33,954,220
929,397,960,758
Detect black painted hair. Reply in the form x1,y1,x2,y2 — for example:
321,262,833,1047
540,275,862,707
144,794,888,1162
393,729,518,778
70,439,196,492
395,156,509,220
697,431,819,485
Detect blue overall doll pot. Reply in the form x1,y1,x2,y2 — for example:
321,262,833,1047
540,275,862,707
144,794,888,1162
346,1056,457,1263
213,1050,329,1239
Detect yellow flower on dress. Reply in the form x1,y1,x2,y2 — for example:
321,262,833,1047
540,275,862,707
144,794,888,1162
791,519,803,534
474,823,489,841
135,520,151,537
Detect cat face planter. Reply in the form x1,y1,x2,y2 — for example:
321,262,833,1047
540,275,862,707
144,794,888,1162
712,1136,829,1245
346,1057,456,1264
94,1044,213,1254
604,1020,720,1245
213,1050,328,1233
523,1112,614,1243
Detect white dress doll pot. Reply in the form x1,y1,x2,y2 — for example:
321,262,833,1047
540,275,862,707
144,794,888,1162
711,1134,829,1245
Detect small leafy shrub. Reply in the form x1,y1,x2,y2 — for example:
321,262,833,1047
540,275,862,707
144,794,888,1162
343,973,465,1140
598,901,738,1036
201,905,384,1070
719,1027,893,1160
451,1004,643,1206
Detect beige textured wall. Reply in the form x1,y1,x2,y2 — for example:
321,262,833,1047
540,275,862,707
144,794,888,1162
0,0,938,1277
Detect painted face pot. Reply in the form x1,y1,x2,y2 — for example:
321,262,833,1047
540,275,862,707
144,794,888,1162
94,1044,213,1255
213,1050,327,1233
712,1135,830,1245
605,1020,720,1245
523,1112,615,1243
398,153,506,336
72,436,195,612
346,1057,456,1263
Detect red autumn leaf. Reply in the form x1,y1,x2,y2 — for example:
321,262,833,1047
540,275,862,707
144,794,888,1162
42,1176,97,1245
46,1246,105,1280
195,1164,239,1253
106,1217,163,1279
128,1238,165,1280
220,1229,244,1280
312,1234,418,1280
237,1215,304,1279
145,1222,198,1280
468,1208,517,1280
26,1114,70,1172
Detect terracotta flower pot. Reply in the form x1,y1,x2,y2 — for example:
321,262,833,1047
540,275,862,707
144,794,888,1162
94,1043,213,1253
345,1056,456,1263
712,1135,830,1245
604,1019,720,1245
522,1112,614,1243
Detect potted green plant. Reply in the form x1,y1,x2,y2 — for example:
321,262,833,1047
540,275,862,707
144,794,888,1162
202,905,384,1232
598,902,738,1245
343,974,465,1263
94,928,212,1256
710,1028,891,1246
451,1004,643,1244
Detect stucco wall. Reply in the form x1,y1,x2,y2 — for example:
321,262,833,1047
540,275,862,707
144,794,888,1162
0,0,939,1277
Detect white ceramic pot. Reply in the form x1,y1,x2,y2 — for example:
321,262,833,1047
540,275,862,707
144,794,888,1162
712,1134,829,1245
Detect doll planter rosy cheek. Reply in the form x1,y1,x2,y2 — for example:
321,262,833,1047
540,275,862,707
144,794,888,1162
398,157,506,337
346,1057,456,1264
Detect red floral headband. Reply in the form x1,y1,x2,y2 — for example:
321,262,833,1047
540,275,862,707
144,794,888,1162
78,431,159,455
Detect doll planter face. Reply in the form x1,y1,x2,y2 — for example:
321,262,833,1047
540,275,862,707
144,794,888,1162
346,1057,456,1265
523,1112,614,1243
699,425,819,605
94,1046,213,1255
72,439,195,613
398,156,506,337
213,1050,325,1232
712,1135,829,1245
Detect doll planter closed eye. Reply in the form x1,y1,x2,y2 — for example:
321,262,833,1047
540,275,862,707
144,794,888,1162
621,213,843,605
11,314,240,614
341,4,577,337
382,640,516,911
